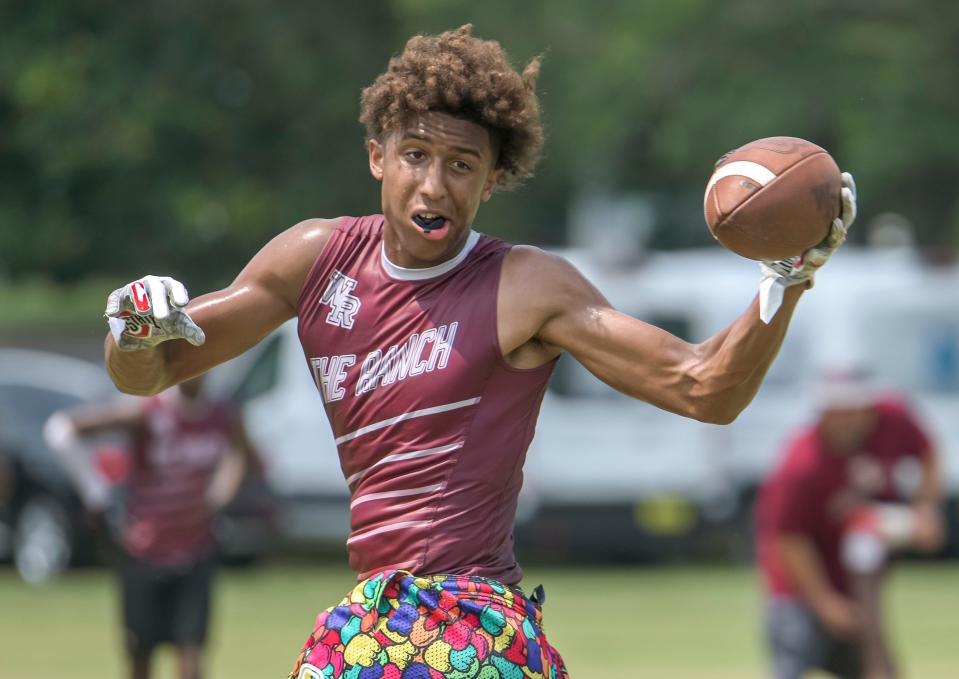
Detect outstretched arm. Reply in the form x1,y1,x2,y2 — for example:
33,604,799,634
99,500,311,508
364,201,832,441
105,218,337,395
498,174,855,424
778,534,860,638
499,247,802,424
43,399,144,510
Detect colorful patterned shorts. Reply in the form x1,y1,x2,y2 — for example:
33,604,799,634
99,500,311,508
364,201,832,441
289,570,569,679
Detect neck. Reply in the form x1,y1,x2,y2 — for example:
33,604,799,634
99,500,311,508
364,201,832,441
381,231,480,281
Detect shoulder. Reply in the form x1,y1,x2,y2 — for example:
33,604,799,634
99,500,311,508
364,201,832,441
501,245,597,304
265,217,342,257
779,428,822,478
240,217,344,308
874,395,919,423
496,244,611,360
874,395,933,451
874,395,929,437
502,244,572,275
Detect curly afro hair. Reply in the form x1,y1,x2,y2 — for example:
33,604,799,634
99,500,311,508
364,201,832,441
360,25,544,191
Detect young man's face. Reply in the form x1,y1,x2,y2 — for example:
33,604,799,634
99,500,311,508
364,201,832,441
820,405,877,455
369,111,501,268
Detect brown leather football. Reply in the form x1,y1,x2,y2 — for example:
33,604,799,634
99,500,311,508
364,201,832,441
704,136,842,261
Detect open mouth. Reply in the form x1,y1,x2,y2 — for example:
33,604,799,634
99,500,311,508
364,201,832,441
412,213,449,239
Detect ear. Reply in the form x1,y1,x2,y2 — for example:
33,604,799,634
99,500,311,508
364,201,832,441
481,169,501,202
368,138,384,182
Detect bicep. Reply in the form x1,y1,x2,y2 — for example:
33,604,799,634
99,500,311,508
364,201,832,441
532,264,702,416
165,219,332,382
167,279,294,381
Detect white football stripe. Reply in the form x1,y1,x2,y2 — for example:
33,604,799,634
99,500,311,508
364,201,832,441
346,441,464,486
346,519,432,544
350,483,445,509
334,397,481,445
704,160,777,209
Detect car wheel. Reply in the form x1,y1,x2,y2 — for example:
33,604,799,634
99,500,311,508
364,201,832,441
13,495,73,584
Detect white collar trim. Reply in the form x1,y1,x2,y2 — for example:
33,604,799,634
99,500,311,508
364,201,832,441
381,230,481,281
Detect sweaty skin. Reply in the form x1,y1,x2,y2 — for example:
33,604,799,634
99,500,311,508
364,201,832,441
106,111,803,425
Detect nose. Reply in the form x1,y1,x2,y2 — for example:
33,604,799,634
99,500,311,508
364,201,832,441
419,159,447,201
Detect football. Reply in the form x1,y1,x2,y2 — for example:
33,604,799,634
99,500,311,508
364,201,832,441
703,136,842,261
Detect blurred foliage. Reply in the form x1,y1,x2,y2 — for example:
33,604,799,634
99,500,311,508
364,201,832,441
1,0,957,290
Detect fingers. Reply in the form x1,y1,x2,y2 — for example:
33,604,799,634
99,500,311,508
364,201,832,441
104,288,123,317
143,276,170,320
841,171,857,197
827,217,848,248
840,171,857,229
841,187,857,229
117,274,190,319
165,277,190,308
104,275,199,349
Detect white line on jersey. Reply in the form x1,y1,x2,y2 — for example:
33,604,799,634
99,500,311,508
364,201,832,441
346,519,432,544
334,397,481,445
350,483,446,509
346,441,464,486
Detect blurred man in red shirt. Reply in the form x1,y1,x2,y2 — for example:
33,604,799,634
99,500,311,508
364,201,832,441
755,367,944,679
45,375,258,679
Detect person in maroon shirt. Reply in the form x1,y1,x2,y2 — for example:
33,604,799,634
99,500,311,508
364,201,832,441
44,375,258,679
97,25,856,679
755,368,944,679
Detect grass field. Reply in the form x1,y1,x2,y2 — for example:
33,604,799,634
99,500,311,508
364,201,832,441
2,561,956,678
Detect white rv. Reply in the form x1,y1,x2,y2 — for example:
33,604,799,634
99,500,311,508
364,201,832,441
223,245,959,557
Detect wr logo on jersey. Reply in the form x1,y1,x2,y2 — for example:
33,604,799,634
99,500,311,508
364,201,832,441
321,271,361,329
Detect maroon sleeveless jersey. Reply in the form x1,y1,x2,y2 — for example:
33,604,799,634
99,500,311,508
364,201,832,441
297,215,555,584
124,392,237,565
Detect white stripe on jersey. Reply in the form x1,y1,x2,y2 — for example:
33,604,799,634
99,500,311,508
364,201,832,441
345,441,464,486
346,519,432,544
334,397,481,445
350,483,446,509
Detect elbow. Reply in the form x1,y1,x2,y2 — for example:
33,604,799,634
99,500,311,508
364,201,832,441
682,376,748,424
104,364,167,397
682,362,752,425
103,334,171,397
108,374,166,397
689,400,743,425
683,382,749,425
114,383,161,397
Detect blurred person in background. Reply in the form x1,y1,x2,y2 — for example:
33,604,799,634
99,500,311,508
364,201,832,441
0,448,12,555
43,374,258,679
755,366,944,679
97,25,856,679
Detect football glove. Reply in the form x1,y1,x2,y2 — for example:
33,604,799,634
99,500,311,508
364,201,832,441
759,172,857,323
104,275,206,351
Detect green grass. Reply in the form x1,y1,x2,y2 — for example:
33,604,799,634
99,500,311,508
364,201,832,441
0,278,114,328
1,562,956,678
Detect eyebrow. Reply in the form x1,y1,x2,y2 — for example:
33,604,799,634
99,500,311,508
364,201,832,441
400,132,483,160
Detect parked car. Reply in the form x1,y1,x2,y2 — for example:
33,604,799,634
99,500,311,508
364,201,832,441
0,348,275,582
0,348,116,582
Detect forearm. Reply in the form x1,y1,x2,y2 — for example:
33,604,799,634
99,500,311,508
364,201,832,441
778,534,842,614
206,454,246,512
43,413,111,509
691,285,804,423
911,457,945,551
104,334,178,396
851,572,897,678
